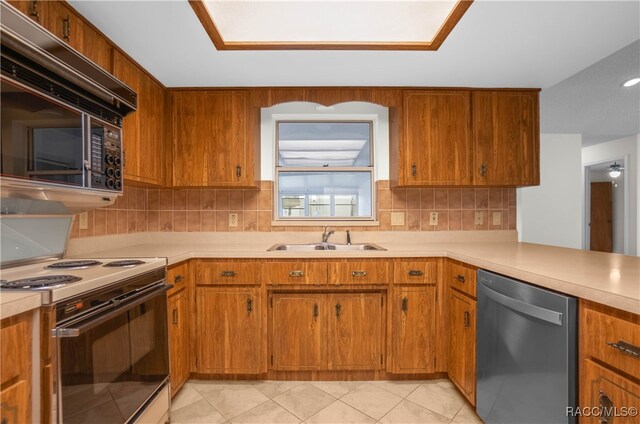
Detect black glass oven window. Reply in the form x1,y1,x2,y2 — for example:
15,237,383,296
1,80,84,186
58,293,168,423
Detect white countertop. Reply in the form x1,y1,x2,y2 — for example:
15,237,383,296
0,291,41,320
66,231,640,315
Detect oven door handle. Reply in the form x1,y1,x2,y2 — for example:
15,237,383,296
54,283,171,338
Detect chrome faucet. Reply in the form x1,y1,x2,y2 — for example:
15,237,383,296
321,226,335,243
346,230,352,245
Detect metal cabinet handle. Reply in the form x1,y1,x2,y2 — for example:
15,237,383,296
455,274,466,283
220,270,237,277
411,164,417,177
352,270,367,277
480,161,487,177
335,303,341,318
401,297,408,313
236,165,242,178
172,309,178,325
62,16,71,41
606,340,640,359
408,270,424,277
313,303,319,320
599,390,613,424
464,311,470,327
246,298,253,314
28,0,40,21
289,270,304,277
174,275,184,284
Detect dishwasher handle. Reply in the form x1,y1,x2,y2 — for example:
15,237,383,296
480,279,563,326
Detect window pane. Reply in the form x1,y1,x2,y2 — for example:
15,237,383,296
277,122,371,167
278,171,372,219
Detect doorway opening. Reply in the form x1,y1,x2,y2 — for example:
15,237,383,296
584,158,627,253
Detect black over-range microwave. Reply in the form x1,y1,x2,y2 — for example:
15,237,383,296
0,1,136,197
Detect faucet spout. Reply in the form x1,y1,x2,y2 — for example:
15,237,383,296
346,230,351,245
322,226,335,243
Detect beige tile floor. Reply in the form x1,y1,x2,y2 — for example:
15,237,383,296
170,379,484,424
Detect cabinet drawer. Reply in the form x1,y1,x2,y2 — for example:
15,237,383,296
448,260,477,297
394,260,437,285
263,262,328,285
167,261,189,295
328,261,390,285
581,303,640,379
197,261,261,285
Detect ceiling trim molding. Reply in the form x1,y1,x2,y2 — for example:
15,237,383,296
188,0,474,51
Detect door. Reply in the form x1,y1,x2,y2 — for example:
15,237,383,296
391,286,435,373
168,290,189,396
271,294,324,370
403,90,472,185
590,182,613,252
171,91,250,187
112,52,141,181
581,359,640,424
448,289,476,403
137,76,165,185
41,1,83,51
327,293,384,370
473,91,539,186
196,287,264,374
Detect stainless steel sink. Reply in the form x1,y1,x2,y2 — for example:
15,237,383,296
268,243,386,251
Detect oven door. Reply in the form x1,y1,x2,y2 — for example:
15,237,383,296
55,284,170,424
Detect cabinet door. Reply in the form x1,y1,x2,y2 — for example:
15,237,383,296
271,294,324,370
113,52,141,180
168,290,190,396
391,286,435,373
581,359,640,424
473,91,539,186
79,23,112,72
137,75,165,185
0,380,29,424
196,287,265,374
6,1,40,23
41,1,83,51
171,90,256,187
448,289,476,404
327,293,384,370
403,90,472,185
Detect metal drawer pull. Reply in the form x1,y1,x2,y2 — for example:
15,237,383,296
220,270,237,277
408,270,424,277
402,297,408,313
246,298,253,314
172,309,178,325
599,390,613,424
335,303,341,318
313,303,319,320
62,16,71,41
606,340,640,359
464,311,471,327
352,270,367,277
455,274,466,283
174,275,184,283
289,270,304,277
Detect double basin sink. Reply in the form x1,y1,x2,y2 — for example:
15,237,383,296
268,243,386,251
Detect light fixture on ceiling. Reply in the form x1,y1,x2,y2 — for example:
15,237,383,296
608,162,623,179
622,77,640,87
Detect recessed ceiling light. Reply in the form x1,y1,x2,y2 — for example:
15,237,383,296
622,77,640,87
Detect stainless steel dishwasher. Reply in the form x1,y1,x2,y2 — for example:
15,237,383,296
476,270,577,424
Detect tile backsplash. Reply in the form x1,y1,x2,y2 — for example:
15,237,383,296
70,181,516,238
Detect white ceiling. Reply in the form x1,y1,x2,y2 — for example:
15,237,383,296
540,40,640,146
69,0,639,88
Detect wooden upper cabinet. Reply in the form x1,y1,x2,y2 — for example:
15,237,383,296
79,24,112,71
473,91,540,186
113,51,164,186
170,90,260,188
402,90,472,186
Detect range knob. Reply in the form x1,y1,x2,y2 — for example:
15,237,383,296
114,169,121,179
106,179,115,189
114,157,122,166
106,168,115,178
105,154,115,165
114,180,122,190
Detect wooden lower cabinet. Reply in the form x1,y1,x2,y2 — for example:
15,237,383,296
448,288,476,405
271,293,324,371
269,292,385,371
580,359,640,423
1,311,33,424
195,286,266,374
168,289,190,396
390,286,436,373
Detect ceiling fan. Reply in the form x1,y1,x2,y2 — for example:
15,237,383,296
608,162,624,179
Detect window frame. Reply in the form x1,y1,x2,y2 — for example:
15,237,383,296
273,119,376,224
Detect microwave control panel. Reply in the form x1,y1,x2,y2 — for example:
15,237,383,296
89,120,123,192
